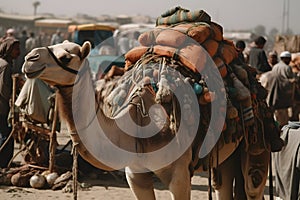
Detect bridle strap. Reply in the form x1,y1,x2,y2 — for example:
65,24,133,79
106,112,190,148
46,47,79,75
55,61,89,89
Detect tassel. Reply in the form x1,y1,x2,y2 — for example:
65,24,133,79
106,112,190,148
198,90,215,105
155,74,172,103
226,99,238,119
231,64,249,87
230,73,250,101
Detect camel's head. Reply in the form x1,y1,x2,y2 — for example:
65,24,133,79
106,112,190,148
22,40,91,86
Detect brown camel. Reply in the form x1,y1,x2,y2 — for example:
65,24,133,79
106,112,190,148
22,41,270,200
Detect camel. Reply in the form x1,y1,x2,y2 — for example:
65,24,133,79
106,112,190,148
22,41,270,200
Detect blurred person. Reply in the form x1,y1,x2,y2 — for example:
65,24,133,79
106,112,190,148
98,38,116,56
235,40,246,63
6,28,16,39
288,53,300,121
266,51,295,127
117,34,130,56
268,51,278,67
0,28,16,43
15,30,28,73
248,36,272,76
37,31,50,47
260,51,279,88
25,32,37,53
290,73,300,121
50,29,63,45
0,37,20,168
129,31,140,49
98,43,116,56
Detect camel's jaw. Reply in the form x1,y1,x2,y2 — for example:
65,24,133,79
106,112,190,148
22,48,50,79
23,66,46,78
23,64,46,79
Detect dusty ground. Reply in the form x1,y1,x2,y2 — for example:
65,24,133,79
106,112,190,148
0,127,276,200
0,172,217,200
0,172,275,200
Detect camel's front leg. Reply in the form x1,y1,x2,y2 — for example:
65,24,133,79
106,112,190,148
125,167,156,200
155,149,192,200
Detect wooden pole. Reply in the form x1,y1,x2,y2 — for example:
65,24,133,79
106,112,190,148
11,75,17,126
269,153,274,200
73,145,78,200
49,92,58,172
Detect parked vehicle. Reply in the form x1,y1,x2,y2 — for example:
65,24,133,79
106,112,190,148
86,23,155,80
68,23,118,48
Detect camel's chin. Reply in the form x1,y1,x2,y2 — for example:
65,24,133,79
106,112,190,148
24,66,46,79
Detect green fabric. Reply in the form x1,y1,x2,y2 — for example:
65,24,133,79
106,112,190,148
156,7,211,26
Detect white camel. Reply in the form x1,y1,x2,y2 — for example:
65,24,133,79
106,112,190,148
22,41,270,200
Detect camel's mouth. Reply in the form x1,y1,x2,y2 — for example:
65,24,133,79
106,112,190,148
24,66,46,79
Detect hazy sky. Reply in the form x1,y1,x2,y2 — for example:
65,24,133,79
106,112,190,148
1,0,300,34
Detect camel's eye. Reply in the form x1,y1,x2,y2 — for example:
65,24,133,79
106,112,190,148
60,55,72,65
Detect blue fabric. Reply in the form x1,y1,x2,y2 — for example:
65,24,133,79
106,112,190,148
282,121,300,131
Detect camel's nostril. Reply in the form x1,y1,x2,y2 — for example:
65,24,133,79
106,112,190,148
26,54,40,61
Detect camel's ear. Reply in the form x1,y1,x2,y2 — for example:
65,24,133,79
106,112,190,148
81,41,91,59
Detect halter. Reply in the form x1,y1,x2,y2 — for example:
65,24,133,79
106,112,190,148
46,47,79,75
46,46,88,88
46,46,99,132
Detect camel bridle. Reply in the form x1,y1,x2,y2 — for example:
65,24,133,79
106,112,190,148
46,46,90,88
46,47,79,75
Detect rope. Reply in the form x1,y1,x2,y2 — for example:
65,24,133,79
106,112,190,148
72,143,79,200
49,92,59,172
208,156,213,200
269,152,274,200
129,92,149,118
7,145,26,168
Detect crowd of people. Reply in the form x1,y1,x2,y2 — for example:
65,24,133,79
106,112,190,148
0,27,66,168
0,28,67,73
235,36,299,128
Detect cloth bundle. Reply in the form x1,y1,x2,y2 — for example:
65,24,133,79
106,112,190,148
15,78,54,124
123,7,261,145
126,7,237,78
125,7,253,124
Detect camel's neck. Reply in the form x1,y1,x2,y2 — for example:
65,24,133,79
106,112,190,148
56,65,136,151
56,87,75,131
56,67,112,132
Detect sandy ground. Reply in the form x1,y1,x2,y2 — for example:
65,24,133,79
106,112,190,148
0,127,276,200
0,172,275,200
0,172,217,200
